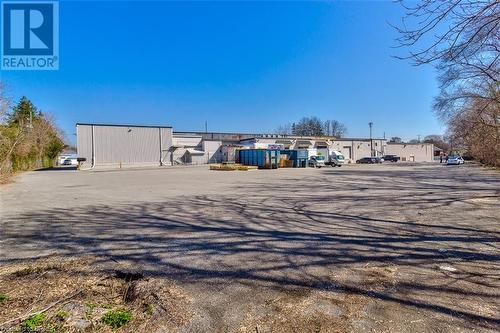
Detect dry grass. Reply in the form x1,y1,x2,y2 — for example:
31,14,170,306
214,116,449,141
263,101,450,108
0,171,15,185
0,256,192,332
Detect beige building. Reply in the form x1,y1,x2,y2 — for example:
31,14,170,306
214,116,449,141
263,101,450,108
330,139,386,162
384,142,434,162
239,137,434,162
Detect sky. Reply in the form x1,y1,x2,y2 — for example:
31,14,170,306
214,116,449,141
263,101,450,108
0,0,444,144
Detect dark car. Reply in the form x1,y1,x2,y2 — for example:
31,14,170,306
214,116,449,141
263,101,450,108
356,157,376,164
383,155,400,162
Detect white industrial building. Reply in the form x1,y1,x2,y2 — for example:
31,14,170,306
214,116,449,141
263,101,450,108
76,123,434,169
238,137,434,162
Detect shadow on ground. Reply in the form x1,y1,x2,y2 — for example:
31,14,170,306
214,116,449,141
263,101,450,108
1,164,499,331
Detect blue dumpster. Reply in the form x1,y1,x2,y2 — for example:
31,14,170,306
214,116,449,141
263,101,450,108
238,149,280,169
280,149,308,168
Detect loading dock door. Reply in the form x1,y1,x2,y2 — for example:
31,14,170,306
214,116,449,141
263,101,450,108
342,146,352,160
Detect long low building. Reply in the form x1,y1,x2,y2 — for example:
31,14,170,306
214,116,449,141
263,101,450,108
76,123,434,169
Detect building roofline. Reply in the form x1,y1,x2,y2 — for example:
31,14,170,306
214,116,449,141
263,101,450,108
241,136,338,141
76,123,172,129
334,137,385,141
173,130,279,136
387,142,433,145
172,134,203,138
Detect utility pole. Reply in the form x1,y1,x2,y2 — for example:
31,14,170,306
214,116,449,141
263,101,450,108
369,122,374,157
417,134,421,143
205,121,208,133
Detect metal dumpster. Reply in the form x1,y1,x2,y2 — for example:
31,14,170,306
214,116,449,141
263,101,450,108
238,149,280,169
280,149,308,168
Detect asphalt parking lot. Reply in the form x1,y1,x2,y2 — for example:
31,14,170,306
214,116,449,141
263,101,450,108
1,163,499,332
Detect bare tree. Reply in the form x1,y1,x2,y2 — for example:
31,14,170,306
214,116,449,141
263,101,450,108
394,0,500,165
389,137,402,143
277,117,348,137
423,134,450,151
0,84,13,177
448,96,499,164
394,0,499,117
0,83,10,122
323,120,347,137
292,117,324,136
275,123,292,135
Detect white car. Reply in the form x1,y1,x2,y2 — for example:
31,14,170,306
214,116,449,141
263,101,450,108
308,156,326,168
447,155,464,165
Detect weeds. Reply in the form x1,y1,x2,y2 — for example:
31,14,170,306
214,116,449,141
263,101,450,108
0,293,9,302
56,310,69,320
102,309,132,329
21,313,45,331
86,302,97,309
144,303,153,316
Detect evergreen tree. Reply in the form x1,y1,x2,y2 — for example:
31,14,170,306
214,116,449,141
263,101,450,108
7,96,39,127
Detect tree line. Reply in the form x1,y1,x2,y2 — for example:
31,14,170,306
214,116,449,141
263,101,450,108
0,87,65,181
394,0,499,166
276,117,347,137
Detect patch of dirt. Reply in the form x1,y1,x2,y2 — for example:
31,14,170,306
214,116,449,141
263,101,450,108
236,288,368,333
0,256,192,332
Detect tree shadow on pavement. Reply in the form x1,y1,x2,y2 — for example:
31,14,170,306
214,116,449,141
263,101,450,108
1,164,499,330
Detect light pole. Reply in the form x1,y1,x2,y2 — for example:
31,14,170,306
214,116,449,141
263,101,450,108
369,122,373,157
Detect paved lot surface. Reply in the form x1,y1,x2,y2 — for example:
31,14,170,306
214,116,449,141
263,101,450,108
1,163,499,332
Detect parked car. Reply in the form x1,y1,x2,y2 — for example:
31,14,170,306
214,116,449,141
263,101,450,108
383,155,400,162
374,157,384,163
447,155,465,165
356,157,376,164
62,159,73,165
309,155,326,168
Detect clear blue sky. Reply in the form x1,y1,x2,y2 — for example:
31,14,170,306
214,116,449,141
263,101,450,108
0,0,444,144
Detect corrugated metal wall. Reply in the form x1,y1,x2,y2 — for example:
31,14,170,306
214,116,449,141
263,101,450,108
76,124,93,169
160,127,173,166
77,124,173,169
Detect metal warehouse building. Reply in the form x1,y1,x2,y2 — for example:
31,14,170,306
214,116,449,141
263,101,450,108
77,123,173,169
77,123,435,169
